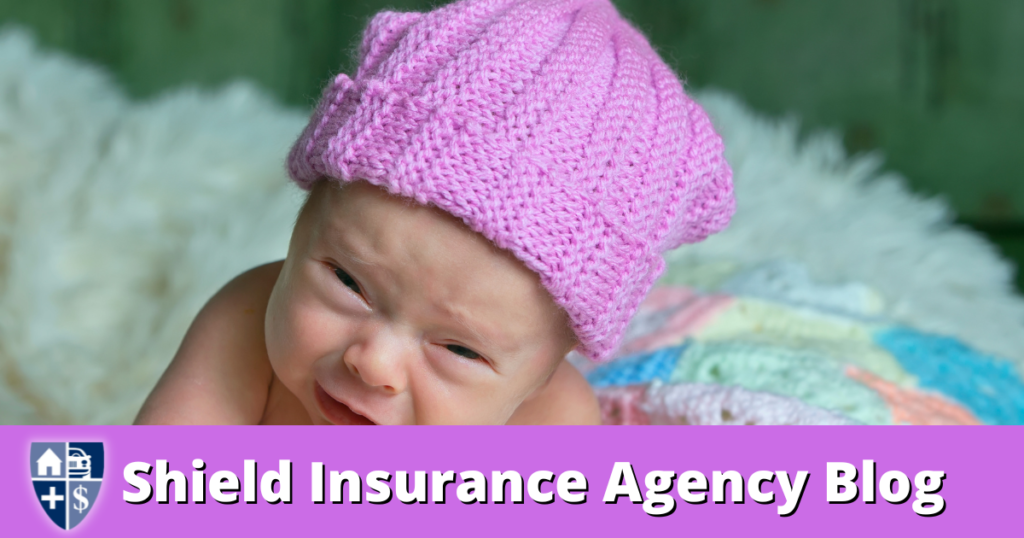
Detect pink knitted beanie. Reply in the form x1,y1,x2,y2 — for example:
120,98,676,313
287,0,735,362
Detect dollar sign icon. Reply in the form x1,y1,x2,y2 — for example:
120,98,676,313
73,485,89,514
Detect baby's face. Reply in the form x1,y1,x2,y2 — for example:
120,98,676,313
265,180,575,425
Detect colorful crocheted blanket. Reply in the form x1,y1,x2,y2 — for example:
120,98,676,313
577,262,1024,425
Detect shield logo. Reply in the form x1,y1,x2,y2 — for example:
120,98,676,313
30,442,104,530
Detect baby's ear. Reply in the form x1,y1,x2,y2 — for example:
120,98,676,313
357,11,424,80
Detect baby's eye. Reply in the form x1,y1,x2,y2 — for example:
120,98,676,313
445,344,481,360
334,267,362,295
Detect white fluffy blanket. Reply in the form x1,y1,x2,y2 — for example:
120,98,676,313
1,29,1021,424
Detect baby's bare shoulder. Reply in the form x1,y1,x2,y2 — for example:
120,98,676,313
134,261,284,424
206,261,284,323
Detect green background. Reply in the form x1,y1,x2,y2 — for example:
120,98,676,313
1,0,1021,290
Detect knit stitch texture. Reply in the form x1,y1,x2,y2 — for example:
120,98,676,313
287,0,735,361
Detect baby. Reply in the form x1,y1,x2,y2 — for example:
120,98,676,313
136,0,734,425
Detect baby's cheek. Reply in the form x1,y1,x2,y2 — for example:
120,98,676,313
413,362,516,425
265,294,321,386
468,383,526,425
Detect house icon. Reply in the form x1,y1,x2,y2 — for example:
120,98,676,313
37,448,62,476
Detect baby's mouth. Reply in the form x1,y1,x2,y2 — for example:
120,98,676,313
314,382,377,425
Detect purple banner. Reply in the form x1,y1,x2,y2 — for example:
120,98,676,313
2,426,1019,536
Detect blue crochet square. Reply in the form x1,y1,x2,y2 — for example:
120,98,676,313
875,327,1024,425
586,343,689,388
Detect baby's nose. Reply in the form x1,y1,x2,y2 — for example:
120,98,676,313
342,331,409,394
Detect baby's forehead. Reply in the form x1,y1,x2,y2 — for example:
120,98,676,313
304,180,572,353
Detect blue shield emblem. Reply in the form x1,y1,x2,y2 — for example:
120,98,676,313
30,442,104,530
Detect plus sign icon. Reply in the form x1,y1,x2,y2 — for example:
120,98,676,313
29,442,104,530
